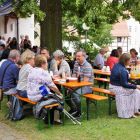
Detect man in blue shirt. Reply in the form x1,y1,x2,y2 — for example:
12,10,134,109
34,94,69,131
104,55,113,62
0,50,20,95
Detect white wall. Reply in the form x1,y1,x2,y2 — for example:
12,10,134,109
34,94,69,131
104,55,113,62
0,15,34,46
110,37,128,52
18,15,34,45
0,16,17,39
127,17,140,53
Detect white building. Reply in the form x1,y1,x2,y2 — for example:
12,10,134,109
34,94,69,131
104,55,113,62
110,17,140,53
0,1,34,45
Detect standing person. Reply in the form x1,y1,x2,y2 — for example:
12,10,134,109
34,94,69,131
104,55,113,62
109,53,140,118
67,50,93,117
16,53,35,97
9,37,18,50
6,37,11,48
0,50,20,95
0,36,6,45
19,35,25,52
94,48,106,69
25,35,32,47
117,47,123,57
130,48,138,66
106,49,119,70
0,44,5,60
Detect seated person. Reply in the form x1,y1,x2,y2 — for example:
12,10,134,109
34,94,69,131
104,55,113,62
130,48,138,66
94,48,106,69
50,50,71,77
66,50,93,117
0,50,20,95
16,52,35,97
110,53,140,118
27,55,62,102
106,49,119,70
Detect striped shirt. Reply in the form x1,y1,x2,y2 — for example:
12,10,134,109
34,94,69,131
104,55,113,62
73,60,93,83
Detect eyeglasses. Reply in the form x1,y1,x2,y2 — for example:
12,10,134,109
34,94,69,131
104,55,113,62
41,53,46,55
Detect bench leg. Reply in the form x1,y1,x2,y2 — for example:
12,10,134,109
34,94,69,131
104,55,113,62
47,109,51,128
86,99,90,120
0,101,1,110
108,96,112,115
104,82,107,89
94,101,98,118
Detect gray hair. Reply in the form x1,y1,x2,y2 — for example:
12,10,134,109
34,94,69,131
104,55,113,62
8,50,20,59
76,49,86,57
53,50,64,59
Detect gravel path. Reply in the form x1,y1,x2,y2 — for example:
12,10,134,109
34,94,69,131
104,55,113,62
0,122,27,140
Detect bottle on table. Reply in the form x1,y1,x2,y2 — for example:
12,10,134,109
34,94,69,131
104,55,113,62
77,66,81,82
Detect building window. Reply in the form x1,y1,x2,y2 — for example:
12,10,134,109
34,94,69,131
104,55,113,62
117,37,122,42
129,26,132,32
10,24,13,31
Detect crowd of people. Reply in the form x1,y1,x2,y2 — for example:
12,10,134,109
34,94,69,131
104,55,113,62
0,34,140,121
93,47,140,119
0,36,93,122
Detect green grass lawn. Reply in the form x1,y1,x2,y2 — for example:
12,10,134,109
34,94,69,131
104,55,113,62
0,97,140,140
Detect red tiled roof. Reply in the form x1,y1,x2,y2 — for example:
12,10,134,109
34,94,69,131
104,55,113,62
111,21,129,37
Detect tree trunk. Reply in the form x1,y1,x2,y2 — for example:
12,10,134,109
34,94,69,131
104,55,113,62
40,0,62,53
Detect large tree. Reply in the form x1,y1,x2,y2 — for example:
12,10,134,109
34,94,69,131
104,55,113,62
1,0,140,52
40,0,62,53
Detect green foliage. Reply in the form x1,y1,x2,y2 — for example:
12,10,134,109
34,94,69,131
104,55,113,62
72,41,100,60
13,0,45,21
62,0,116,49
124,0,140,21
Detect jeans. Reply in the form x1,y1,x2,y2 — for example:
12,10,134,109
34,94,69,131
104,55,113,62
17,90,28,98
66,86,92,113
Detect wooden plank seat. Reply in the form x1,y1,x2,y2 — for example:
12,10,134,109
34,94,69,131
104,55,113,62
13,94,59,127
92,87,115,115
92,87,115,96
94,77,110,83
14,94,59,109
94,77,110,89
83,93,108,120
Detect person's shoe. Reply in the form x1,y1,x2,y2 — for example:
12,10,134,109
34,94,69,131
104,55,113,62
71,111,78,116
68,109,76,114
54,120,63,125
131,115,137,118
135,112,140,116
72,111,81,118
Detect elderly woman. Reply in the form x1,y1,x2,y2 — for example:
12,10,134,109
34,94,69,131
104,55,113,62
16,51,35,97
27,55,62,102
109,53,140,118
49,50,71,77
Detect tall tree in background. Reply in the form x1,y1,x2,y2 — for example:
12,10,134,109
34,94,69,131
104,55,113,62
40,0,62,52
1,0,140,52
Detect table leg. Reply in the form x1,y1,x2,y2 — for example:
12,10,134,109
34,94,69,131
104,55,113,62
61,86,65,125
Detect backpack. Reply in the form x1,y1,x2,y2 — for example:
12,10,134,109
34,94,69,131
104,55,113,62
7,96,24,121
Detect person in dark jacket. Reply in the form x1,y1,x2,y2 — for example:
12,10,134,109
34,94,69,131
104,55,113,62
109,53,140,119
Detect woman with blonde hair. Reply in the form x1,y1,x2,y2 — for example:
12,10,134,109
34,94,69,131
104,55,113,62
16,53,35,97
110,53,140,118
